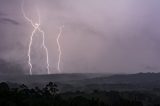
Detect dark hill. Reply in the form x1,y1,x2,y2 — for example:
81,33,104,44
0,73,160,92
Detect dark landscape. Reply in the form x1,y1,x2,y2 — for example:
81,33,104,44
1,73,160,92
1,73,160,106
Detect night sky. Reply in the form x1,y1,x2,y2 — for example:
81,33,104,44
0,0,160,74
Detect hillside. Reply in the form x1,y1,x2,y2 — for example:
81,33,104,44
0,73,160,92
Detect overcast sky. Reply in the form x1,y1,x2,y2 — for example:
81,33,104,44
0,0,160,74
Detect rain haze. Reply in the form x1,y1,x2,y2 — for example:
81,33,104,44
0,0,160,74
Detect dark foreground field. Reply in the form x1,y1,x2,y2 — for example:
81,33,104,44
1,73,160,106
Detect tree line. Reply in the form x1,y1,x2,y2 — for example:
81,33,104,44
0,82,160,106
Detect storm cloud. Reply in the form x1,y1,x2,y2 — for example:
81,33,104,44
0,18,20,25
0,0,160,74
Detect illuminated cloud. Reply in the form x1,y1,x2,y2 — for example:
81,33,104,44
0,0,160,74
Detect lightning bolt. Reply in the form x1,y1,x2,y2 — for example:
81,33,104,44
21,1,50,75
57,25,64,72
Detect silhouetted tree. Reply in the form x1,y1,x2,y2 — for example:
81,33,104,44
0,82,9,92
0,82,159,106
43,82,59,96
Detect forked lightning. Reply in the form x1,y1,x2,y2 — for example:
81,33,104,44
21,1,50,75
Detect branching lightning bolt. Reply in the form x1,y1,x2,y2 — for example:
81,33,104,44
57,25,64,72
21,1,50,75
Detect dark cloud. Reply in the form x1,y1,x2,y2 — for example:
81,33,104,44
0,59,23,75
0,18,20,25
0,12,6,16
0,0,160,74
144,65,159,71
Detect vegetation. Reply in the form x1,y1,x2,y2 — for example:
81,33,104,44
0,82,160,106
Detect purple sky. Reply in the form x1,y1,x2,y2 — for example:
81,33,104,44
0,0,160,74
